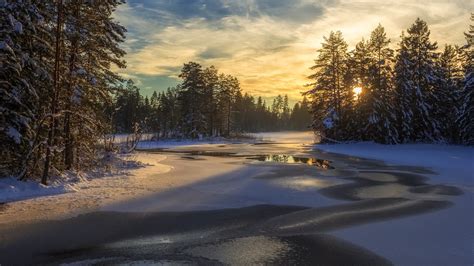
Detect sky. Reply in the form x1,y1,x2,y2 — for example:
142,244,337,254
114,0,472,103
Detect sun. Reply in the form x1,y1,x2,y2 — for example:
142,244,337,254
353,86,362,96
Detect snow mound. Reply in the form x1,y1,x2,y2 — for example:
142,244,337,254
0,177,74,203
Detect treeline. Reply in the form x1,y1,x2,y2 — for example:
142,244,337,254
110,63,311,137
1,1,126,183
306,17,473,144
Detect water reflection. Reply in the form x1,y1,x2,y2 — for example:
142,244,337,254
251,155,334,169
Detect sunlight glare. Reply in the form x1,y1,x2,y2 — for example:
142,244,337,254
353,86,362,96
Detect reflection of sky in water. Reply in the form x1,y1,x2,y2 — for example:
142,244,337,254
273,176,341,191
184,236,289,265
256,155,333,169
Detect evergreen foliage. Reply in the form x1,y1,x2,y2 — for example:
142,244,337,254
305,18,473,145
0,0,126,183
111,63,312,138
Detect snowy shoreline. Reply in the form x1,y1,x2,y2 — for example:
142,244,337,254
314,142,474,186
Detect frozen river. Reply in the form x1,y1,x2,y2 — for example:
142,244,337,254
0,132,471,265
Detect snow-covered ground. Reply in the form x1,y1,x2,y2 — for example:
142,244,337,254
315,142,474,186
0,153,172,225
0,177,74,203
108,133,155,144
314,142,473,265
0,153,146,204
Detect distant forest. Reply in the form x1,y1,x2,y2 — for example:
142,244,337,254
305,17,473,145
110,63,311,137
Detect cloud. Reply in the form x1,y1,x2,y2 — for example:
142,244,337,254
114,0,473,100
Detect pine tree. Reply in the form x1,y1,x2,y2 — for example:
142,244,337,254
0,1,54,178
202,66,218,136
349,38,371,140
178,62,206,138
394,18,442,143
305,31,350,140
216,74,240,136
436,45,464,142
282,95,291,128
456,14,474,145
366,24,398,144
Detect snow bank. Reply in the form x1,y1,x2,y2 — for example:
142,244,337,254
0,153,146,204
315,142,474,186
108,133,155,144
0,177,74,203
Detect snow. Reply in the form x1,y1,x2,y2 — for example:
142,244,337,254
6,126,21,144
0,41,14,54
108,133,155,144
13,21,22,34
71,87,82,104
0,177,74,203
0,153,172,225
332,194,473,266
323,117,334,129
314,141,473,265
315,142,474,186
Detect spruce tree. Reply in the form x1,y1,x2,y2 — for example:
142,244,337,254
394,18,442,143
178,62,206,138
0,1,54,178
305,31,350,141
366,24,398,144
436,45,464,142
456,14,474,145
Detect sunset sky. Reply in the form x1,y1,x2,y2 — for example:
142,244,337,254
115,0,472,103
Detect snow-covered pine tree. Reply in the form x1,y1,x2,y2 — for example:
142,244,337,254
216,73,240,136
348,38,371,140
305,31,350,141
0,1,54,178
162,87,179,137
39,0,127,183
394,32,414,143
436,45,464,142
366,24,398,144
74,0,125,167
394,18,442,143
202,66,219,136
178,62,207,138
456,14,474,145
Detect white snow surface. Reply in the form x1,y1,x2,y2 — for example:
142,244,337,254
0,153,153,204
0,177,74,203
6,126,21,144
314,141,473,265
315,142,474,186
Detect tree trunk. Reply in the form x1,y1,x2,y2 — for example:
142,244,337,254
42,0,63,185
64,28,79,170
227,99,231,136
